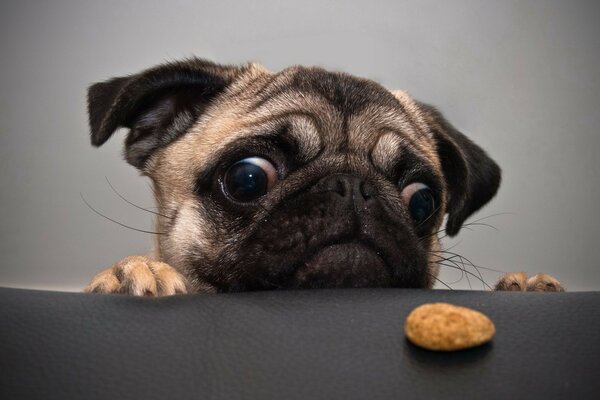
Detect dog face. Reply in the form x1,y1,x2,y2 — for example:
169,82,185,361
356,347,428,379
88,59,501,292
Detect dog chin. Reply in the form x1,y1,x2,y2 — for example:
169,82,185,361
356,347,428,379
286,242,392,289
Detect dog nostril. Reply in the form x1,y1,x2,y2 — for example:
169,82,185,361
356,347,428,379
315,174,374,201
320,175,351,197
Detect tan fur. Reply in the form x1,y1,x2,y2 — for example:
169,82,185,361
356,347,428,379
494,272,563,292
389,90,443,169
84,256,189,296
495,272,529,291
426,237,442,288
84,61,561,295
146,71,445,283
526,274,564,292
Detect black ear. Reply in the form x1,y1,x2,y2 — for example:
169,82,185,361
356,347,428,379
418,103,502,236
87,58,243,169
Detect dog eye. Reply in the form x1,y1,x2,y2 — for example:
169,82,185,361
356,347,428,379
224,157,278,202
401,182,436,224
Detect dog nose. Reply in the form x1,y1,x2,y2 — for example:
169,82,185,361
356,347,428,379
313,174,376,203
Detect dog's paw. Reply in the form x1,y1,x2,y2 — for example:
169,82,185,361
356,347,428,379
494,272,528,291
494,272,564,292
83,256,189,296
525,273,564,292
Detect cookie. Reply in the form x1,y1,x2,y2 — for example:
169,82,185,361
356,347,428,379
404,303,495,351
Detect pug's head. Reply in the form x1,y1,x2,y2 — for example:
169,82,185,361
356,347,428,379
88,58,501,292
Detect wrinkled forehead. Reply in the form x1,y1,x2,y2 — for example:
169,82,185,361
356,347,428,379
260,67,433,147
251,66,432,142
173,66,440,177
254,66,403,118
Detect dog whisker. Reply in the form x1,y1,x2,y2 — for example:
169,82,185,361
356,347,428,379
432,255,493,290
80,193,167,235
416,204,443,229
467,212,517,224
432,250,505,274
427,272,454,290
105,177,173,219
439,252,477,289
418,228,445,244
444,271,467,285
434,261,493,290
460,258,472,289
462,221,498,231
419,212,509,244
423,212,509,289
431,254,467,281
431,252,489,290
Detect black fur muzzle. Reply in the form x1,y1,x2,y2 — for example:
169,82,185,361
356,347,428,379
212,173,431,291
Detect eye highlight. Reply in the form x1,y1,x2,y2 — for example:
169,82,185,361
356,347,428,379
401,182,436,224
223,157,278,202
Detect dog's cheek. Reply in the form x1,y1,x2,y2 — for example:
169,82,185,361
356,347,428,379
159,201,217,274
426,236,442,288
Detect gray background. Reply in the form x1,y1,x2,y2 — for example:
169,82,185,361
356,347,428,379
1,0,599,292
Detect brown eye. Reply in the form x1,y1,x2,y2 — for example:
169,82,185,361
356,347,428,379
224,157,278,202
401,182,436,224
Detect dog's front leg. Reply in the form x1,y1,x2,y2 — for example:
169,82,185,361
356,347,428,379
84,256,211,296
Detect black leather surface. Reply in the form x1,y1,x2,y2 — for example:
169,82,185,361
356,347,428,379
1,287,599,399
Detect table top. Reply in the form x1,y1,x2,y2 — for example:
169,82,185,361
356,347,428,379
1,287,599,400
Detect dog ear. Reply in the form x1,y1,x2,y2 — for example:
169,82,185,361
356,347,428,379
417,102,502,236
87,58,243,169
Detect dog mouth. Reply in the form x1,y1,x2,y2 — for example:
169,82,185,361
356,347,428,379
286,241,393,289
214,188,430,291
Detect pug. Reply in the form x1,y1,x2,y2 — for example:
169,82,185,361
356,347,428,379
83,58,563,295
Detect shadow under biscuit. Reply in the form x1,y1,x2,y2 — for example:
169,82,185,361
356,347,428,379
403,339,494,371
